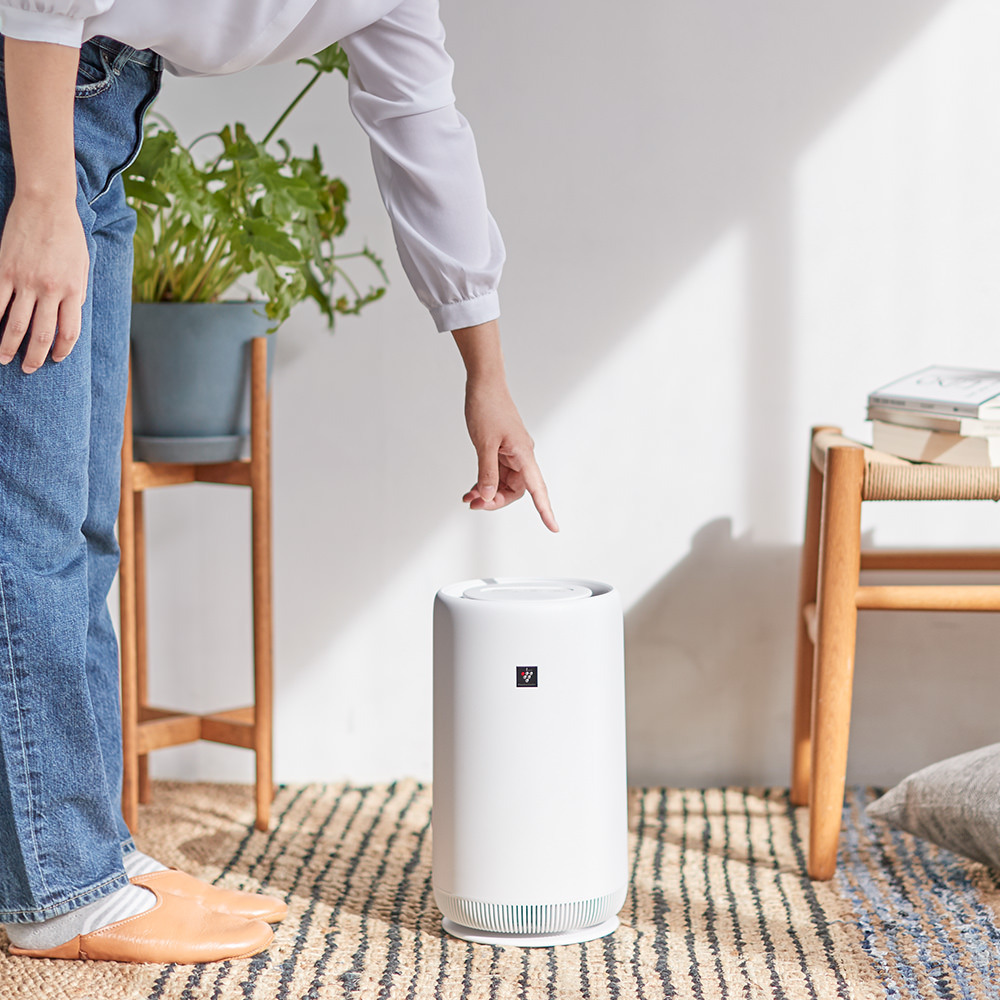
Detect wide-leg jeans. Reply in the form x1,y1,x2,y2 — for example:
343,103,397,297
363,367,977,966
0,36,161,923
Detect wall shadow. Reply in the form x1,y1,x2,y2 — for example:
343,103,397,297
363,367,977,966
627,518,1000,788
625,519,799,787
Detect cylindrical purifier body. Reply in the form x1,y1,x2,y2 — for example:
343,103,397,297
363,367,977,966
433,578,628,946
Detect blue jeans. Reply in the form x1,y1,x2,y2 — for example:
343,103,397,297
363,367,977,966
0,37,161,923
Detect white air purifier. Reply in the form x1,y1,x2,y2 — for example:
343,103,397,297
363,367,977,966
432,577,627,947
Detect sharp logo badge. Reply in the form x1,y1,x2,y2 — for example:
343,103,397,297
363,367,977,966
516,666,538,688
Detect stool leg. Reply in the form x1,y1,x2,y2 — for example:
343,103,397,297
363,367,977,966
119,368,140,833
808,446,864,880
134,490,151,805
791,425,840,806
250,337,273,832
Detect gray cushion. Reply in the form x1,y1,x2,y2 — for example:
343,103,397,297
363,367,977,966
867,742,1000,869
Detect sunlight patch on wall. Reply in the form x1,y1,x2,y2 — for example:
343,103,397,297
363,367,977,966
794,0,1000,427
498,226,752,607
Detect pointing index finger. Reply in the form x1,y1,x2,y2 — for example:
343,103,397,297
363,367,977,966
522,458,559,532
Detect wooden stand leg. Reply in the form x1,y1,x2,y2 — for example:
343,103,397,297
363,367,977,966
250,337,274,832
791,425,840,806
119,369,140,834
134,490,151,804
808,446,864,880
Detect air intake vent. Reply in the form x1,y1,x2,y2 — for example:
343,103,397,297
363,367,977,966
435,887,627,935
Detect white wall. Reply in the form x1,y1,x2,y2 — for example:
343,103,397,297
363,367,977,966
139,0,1000,789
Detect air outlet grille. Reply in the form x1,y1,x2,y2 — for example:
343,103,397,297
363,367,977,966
435,887,626,935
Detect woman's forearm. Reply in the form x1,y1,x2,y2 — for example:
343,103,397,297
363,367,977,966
4,38,79,204
0,38,89,372
451,319,507,386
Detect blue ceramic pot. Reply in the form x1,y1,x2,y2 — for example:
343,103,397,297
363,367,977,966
129,301,274,463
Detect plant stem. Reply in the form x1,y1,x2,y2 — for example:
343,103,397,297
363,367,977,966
187,237,232,301
333,263,364,301
188,130,223,152
262,69,322,146
180,219,222,298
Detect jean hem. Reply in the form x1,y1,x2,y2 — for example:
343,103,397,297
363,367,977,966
0,869,131,924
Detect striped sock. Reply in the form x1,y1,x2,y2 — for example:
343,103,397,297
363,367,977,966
123,849,168,877
4,882,155,950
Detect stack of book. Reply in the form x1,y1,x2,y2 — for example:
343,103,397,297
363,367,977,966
868,366,1000,466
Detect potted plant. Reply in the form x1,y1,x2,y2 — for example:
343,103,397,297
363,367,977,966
124,43,387,463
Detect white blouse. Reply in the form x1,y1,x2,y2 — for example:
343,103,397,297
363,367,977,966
0,0,505,332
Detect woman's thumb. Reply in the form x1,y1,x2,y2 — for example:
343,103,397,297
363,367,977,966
477,447,499,502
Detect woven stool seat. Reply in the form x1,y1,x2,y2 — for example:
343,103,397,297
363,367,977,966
811,429,1000,502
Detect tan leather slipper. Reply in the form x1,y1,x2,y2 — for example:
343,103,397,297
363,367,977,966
8,882,272,963
132,868,288,924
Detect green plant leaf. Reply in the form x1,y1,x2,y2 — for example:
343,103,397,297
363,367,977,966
123,176,170,207
242,220,301,262
296,42,349,79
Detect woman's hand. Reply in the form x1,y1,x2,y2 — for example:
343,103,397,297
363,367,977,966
462,375,559,531
0,38,87,374
0,193,89,373
452,319,558,532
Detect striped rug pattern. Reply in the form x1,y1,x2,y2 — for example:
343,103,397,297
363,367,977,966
2,781,999,999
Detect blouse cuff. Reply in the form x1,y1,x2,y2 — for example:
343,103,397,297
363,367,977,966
0,8,85,47
429,290,500,333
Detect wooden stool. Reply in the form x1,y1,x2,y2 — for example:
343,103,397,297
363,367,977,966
791,425,1000,879
118,337,274,833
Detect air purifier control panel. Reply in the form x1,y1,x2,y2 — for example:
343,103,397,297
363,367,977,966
515,666,538,687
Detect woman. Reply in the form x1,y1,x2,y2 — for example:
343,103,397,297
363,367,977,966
0,0,556,964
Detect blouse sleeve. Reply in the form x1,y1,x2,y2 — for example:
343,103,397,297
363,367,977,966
338,0,505,333
0,1,114,47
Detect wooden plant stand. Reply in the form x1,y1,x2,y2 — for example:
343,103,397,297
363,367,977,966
118,336,274,832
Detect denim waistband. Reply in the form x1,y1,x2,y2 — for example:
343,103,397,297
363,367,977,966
89,35,162,72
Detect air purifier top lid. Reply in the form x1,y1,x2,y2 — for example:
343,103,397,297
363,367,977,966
461,581,593,603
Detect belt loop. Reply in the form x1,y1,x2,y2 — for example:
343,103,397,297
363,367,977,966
110,44,137,76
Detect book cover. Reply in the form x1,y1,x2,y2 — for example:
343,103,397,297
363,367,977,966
869,366,1000,418
871,420,1000,466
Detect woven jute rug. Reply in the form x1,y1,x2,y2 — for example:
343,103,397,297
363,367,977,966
2,782,1000,1000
